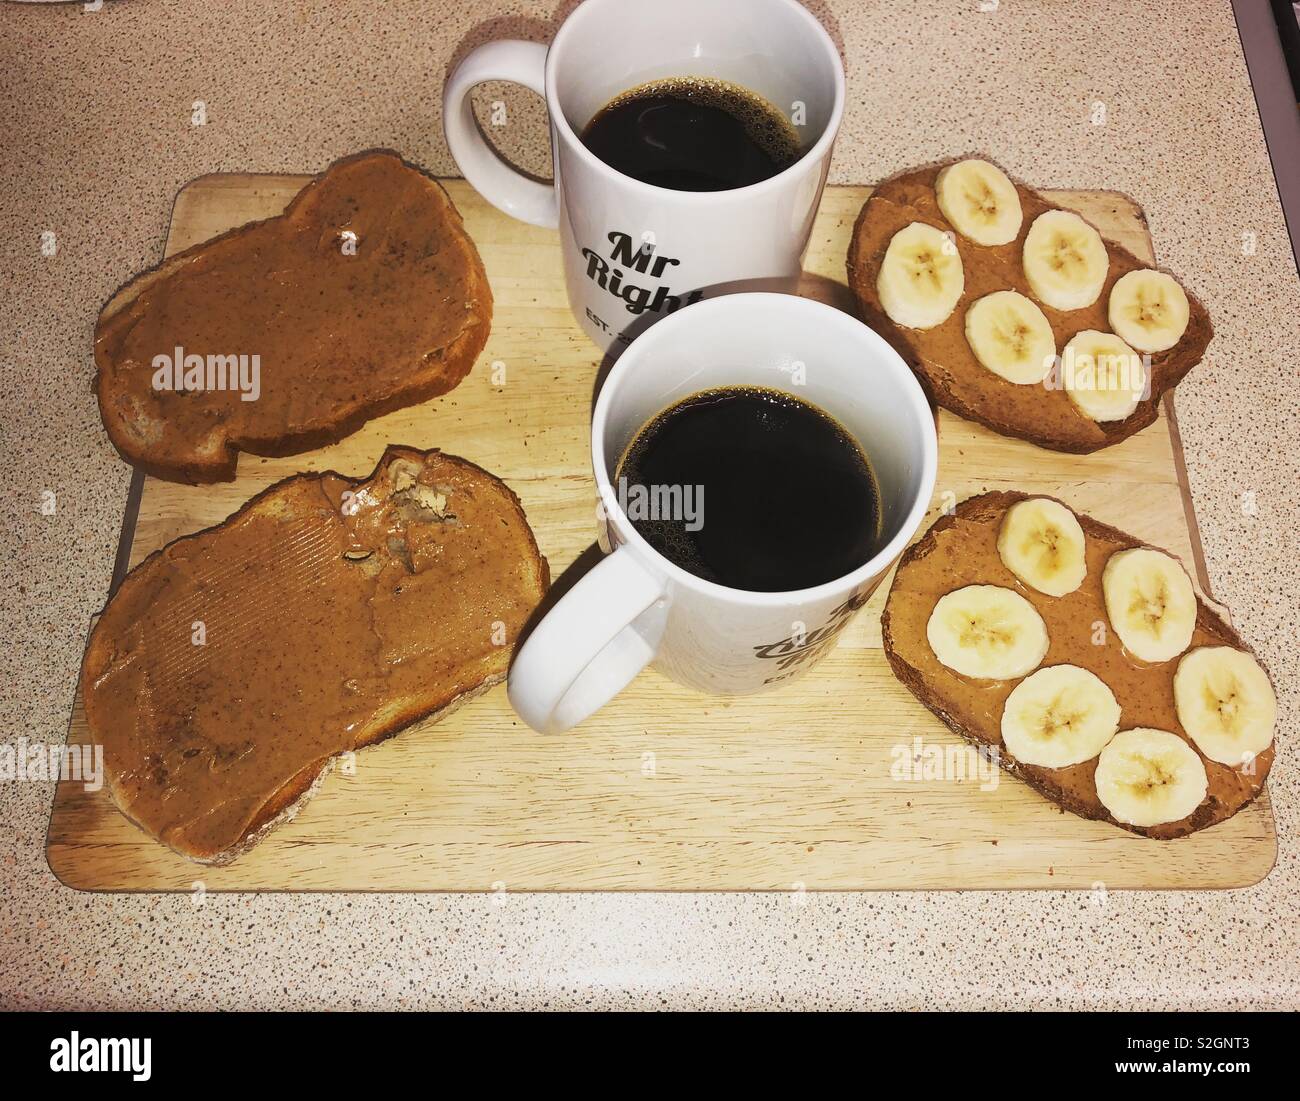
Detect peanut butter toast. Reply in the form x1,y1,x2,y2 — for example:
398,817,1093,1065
847,161,1212,453
882,492,1274,839
80,447,548,864
94,151,492,483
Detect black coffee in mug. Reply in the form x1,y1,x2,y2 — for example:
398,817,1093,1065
580,77,802,191
614,386,881,592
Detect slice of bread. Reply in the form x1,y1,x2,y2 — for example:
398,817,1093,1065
881,491,1273,839
80,446,548,864
847,162,1212,453
94,150,492,483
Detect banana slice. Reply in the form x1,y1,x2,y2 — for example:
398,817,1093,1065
1061,330,1147,422
964,291,1057,384
1094,727,1208,827
1102,547,1197,664
1174,646,1276,766
997,497,1087,596
926,584,1049,680
935,159,1024,246
1108,268,1190,353
877,222,965,330
1022,210,1109,311
1001,664,1121,768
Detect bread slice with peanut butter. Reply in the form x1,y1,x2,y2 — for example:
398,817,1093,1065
882,492,1274,839
94,150,492,484
79,446,548,864
847,161,1212,453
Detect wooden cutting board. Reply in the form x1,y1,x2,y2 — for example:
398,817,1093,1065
46,176,1276,891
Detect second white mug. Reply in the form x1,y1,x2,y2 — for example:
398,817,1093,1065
507,293,939,734
443,0,846,355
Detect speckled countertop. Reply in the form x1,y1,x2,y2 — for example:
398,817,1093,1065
2,0,1297,1010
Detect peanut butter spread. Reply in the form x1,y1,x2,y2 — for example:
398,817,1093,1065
94,151,491,482
847,167,1211,453
882,492,1271,839
80,447,547,863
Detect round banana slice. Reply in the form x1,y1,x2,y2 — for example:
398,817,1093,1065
1061,330,1147,422
926,584,1049,680
935,159,1024,246
1001,665,1121,768
877,222,965,330
1108,269,1189,353
1022,210,1109,311
1102,547,1196,664
1094,727,1208,828
997,497,1087,596
1174,646,1276,766
964,291,1057,384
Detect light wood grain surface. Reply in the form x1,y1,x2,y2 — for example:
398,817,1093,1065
46,178,1276,892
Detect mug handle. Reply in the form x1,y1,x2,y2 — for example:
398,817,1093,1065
443,41,560,229
508,548,667,734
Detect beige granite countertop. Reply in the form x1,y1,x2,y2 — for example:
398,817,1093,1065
1,0,1297,1010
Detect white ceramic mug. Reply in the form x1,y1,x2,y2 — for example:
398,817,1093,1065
442,0,845,355
507,293,939,734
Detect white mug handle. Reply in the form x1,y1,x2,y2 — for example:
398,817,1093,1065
443,40,560,229
508,548,666,733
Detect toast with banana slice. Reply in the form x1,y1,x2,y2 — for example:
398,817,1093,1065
882,492,1275,839
80,446,548,864
847,160,1212,453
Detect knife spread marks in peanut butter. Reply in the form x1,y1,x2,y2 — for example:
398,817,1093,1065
80,447,548,864
882,492,1271,840
94,151,492,483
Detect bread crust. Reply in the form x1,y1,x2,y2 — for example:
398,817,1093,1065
93,150,493,484
80,446,549,864
847,161,1213,453
881,491,1274,839
183,675,507,867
